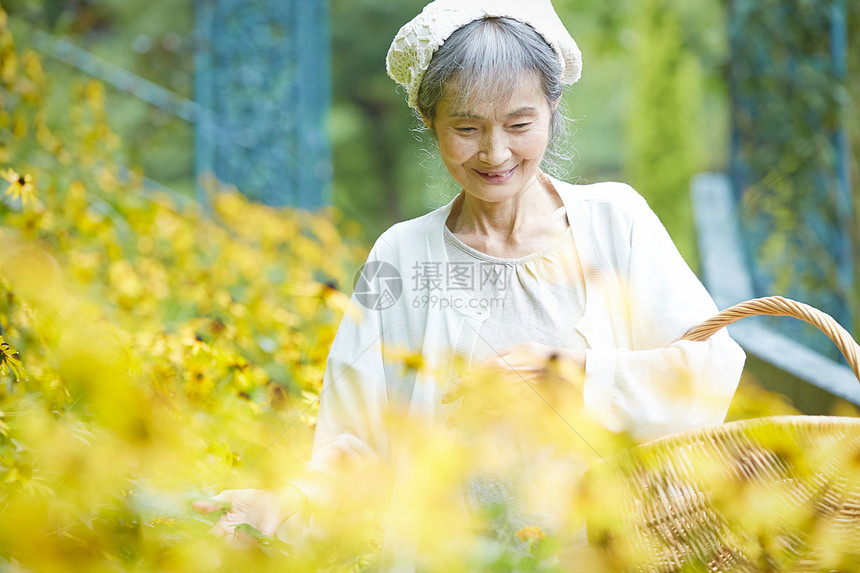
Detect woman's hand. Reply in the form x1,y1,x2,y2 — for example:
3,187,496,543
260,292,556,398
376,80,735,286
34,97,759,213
474,341,585,383
441,341,585,430
192,485,308,545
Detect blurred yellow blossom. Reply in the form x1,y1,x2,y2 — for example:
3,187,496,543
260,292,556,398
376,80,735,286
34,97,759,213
515,525,547,543
1,168,36,208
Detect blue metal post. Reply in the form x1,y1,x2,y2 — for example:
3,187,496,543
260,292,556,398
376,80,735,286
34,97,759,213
193,0,332,208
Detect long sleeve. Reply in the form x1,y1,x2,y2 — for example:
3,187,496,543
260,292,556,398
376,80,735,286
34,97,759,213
292,247,392,506
582,188,745,442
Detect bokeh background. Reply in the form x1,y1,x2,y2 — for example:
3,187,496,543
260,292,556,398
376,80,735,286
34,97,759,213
4,0,857,325
0,1,858,571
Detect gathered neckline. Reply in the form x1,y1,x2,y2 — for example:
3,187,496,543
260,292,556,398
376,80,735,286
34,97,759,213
443,221,572,265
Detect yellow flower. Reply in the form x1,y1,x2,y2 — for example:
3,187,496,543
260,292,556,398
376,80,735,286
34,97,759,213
0,336,25,382
1,167,36,208
515,525,546,543
399,350,425,373
384,346,428,376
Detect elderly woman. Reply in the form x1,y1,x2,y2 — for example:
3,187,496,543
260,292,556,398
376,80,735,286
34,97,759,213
195,0,745,563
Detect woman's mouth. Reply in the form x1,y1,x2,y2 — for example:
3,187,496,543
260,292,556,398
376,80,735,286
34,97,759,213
474,165,517,183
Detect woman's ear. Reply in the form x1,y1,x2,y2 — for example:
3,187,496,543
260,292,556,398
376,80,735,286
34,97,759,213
550,97,561,113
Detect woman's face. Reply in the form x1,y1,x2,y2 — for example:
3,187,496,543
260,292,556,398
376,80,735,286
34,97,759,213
434,75,555,203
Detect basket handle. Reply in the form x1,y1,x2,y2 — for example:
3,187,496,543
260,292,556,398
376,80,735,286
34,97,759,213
681,296,860,382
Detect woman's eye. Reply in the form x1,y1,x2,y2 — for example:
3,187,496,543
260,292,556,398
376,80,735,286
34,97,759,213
510,123,531,130
455,126,476,133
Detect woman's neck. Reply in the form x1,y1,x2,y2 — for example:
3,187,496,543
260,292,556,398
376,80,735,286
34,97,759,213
445,174,568,258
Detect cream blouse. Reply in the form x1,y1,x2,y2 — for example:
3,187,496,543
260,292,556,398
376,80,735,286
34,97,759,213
443,221,590,547
442,222,588,364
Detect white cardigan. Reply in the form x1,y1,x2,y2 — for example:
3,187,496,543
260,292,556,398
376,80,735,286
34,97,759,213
300,178,745,502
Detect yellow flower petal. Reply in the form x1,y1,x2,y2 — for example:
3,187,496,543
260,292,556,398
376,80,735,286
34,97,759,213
515,525,546,542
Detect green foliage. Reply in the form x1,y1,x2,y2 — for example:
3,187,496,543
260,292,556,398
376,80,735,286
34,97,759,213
627,0,704,268
848,0,860,337
3,0,741,258
730,0,857,354
327,0,449,241
3,0,196,197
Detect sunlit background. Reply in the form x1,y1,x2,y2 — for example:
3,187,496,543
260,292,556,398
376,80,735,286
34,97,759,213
0,0,858,570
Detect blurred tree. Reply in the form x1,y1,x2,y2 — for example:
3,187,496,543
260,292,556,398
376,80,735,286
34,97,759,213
3,0,196,196
10,0,854,288
327,0,437,241
627,0,704,267
849,0,860,336
556,0,731,268
729,0,855,357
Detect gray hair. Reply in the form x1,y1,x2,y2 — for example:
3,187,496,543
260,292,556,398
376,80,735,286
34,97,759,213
416,17,571,177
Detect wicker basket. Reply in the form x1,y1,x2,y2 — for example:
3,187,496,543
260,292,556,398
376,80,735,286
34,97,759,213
580,296,860,572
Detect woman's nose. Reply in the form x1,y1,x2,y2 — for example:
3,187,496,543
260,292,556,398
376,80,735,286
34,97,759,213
478,129,511,165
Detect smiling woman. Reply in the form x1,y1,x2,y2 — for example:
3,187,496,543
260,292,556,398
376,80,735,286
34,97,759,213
436,78,553,195
436,77,565,258
417,14,568,178
194,0,747,569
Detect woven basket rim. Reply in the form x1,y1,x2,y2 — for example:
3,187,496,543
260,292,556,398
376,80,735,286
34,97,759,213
593,415,860,469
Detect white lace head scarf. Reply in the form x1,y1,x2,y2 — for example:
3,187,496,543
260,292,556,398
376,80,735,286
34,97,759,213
386,0,582,110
